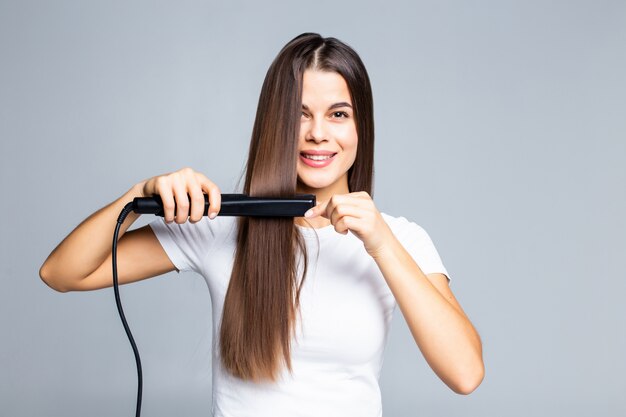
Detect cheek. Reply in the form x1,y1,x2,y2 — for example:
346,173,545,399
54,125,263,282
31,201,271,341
298,121,306,137
336,123,358,146
345,130,359,156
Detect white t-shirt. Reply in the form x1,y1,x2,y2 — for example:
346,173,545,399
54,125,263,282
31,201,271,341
149,212,450,417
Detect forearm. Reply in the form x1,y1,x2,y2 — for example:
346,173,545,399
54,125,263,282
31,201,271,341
372,237,484,394
40,181,146,291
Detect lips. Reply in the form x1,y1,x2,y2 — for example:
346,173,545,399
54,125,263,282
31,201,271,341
299,152,337,167
300,153,337,160
300,150,337,156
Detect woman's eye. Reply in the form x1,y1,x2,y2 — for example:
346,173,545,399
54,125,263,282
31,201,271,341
332,111,349,118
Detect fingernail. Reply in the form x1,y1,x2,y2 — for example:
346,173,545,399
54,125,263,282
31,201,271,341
209,212,217,219
304,209,313,218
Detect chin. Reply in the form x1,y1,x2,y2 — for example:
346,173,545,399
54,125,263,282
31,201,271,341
297,163,349,192
297,174,344,192
298,179,330,190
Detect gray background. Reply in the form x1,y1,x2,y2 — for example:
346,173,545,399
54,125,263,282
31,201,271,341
1,0,624,416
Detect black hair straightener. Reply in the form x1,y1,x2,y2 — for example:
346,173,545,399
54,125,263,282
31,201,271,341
113,194,316,417
131,193,316,217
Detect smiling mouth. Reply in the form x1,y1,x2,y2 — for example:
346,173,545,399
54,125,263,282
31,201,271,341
300,153,337,161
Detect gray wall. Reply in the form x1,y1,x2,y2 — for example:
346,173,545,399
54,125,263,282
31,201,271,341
1,0,625,416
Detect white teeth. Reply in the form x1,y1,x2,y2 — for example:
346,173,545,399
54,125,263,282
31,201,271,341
303,154,334,161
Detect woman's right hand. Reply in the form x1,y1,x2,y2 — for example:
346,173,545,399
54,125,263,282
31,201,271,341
141,167,222,224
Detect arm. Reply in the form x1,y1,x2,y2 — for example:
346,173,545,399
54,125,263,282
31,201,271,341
303,191,484,393
39,167,222,292
39,181,176,292
371,237,484,394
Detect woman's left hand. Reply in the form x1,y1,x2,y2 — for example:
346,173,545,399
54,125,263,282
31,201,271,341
304,191,396,258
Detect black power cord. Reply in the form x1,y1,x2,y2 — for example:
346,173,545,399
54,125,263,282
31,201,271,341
113,202,143,417
111,194,315,416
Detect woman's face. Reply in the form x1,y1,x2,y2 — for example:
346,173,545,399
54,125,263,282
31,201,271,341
296,70,358,197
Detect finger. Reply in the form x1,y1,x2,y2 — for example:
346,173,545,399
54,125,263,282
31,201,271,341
336,214,360,235
181,169,203,223
328,203,360,224
198,174,221,219
187,178,205,223
156,176,176,223
172,174,190,224
329,205,367,233
321,194,357,219
312,195,343,219
305,201,325,218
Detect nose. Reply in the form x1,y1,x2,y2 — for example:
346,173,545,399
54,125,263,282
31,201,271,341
305,117,327,143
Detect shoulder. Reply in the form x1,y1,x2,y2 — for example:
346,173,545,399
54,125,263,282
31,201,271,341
380,212,428,239
381,212,450,279
380,211,440,252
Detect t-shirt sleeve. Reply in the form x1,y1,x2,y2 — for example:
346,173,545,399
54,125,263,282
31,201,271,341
388,216,451,282
148,216,217,274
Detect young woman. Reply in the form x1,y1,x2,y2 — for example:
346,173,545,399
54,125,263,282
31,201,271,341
40,33,484,416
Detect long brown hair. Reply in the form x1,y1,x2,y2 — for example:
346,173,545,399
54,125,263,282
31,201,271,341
220,33,375,382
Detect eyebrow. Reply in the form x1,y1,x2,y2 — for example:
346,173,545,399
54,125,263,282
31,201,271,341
302,102,353,111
